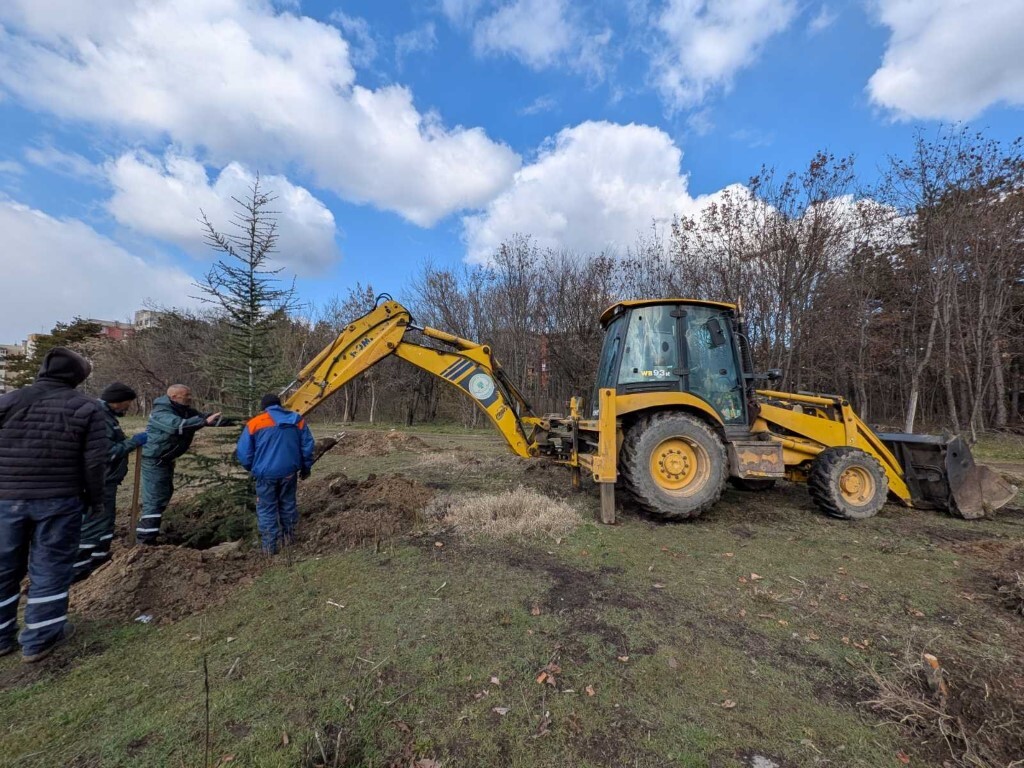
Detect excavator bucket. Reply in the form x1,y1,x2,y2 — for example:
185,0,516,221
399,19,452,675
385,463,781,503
878,433,1018,519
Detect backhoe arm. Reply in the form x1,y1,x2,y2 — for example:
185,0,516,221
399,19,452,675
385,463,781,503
281,300,539,458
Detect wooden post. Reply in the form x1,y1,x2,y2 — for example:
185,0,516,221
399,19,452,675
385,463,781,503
128,446,143,547
599,482,616,525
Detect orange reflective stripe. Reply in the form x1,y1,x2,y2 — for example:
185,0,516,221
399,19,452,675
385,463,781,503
246,412,277,435
298,418,305,429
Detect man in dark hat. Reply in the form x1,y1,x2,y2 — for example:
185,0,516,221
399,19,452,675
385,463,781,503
236,394,315,554
73,382,148,582
0,347,107,663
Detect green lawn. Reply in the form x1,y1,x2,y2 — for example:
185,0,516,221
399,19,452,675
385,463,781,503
2,427,1023,767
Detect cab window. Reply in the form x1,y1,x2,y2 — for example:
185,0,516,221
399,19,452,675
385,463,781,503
618,306,681,386
684,306,744,423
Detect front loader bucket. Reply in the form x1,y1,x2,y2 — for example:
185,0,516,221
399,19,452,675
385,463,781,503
877,433,1018,519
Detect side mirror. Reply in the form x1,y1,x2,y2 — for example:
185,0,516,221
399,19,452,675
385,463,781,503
705,318,727,349
766,368,783,382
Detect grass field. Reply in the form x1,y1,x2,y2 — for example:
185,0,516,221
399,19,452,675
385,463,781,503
1,425,1023,767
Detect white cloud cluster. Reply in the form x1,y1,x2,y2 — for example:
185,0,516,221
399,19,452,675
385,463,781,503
106,152,339,275
0,0,519,226
443,0,610,77
462,121,704,263
868,0,1024,120
652,0,797,110
0,200,195,340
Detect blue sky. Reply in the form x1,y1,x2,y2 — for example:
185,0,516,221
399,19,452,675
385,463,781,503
1,0,1022,341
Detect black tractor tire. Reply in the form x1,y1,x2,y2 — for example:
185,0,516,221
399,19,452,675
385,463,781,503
808,447,888,520
621,412,727,521
729,477,777,492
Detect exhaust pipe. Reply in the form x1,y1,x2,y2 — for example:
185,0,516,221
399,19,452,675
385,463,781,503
877,433,1018,519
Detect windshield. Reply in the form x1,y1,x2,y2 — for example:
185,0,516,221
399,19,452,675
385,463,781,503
618,305,681,385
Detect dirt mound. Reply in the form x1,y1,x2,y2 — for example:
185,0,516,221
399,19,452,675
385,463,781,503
336,430,435,457
70,541,262,624
298,472,434,552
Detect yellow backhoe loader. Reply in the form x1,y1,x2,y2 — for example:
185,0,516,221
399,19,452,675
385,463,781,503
282,296,1016,524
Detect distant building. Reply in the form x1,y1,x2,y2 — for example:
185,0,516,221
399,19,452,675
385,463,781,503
0,344,25,394
84,318,135,342
133,310,167,330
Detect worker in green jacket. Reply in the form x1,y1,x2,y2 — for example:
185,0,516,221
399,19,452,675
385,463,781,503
74,382,147,581
136,385,222,545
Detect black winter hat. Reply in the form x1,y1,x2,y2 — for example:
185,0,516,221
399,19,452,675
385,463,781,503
260,394,282,411
100,382,138,403
37,347,91,386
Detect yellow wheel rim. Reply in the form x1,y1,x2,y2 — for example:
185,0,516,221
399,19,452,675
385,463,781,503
650,437,710,494
839,466,876,506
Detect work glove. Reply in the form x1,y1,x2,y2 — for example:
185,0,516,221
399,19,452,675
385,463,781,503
131,432,148,447
299,468,311,481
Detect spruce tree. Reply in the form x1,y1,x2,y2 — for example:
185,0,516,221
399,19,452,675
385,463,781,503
197,176,296,417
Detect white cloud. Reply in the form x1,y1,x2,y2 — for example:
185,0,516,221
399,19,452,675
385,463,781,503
0,0,520,226
868,0,1024,120
0,199,195,340
0,160,24,176
106,151,339,275
652,0,797,109
463,121,707,263
395,23,437,69
807,5,837,35
329,11,378,69
519,95,557,116
443,0,611,77
473,0,575,69
24,145,104,182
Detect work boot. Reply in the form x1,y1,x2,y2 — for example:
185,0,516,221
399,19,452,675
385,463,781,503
21,623,76,664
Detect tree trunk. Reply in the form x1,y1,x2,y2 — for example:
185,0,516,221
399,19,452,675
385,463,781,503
992,343,1008,428
904,301,940,434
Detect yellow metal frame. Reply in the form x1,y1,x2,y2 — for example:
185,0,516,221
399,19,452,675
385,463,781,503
599,297,738,326
751,390,912,504
282,300,538,458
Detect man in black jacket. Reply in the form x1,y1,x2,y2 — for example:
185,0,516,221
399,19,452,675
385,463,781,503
0,347,107,663
73,382,147,582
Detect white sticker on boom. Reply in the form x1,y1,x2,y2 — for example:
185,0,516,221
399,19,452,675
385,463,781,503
467,372,495,401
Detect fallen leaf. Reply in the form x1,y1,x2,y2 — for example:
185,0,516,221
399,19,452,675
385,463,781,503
723,552,735,558
473,690,488,700
839,593,849,601
526,629,534,635
617,656,629,663
214,757,235,767
806,632,821,641
281,731,290,746
738,609,747,618
660,546,669,552
750,573,763,581
226,637,236,643
492,707,510,716
668,656,679,670
652,583,666,589
580,550,590,557
490,676,501,686
908,608,925,618
434,541,444,548
534,711,552,738
738,577,748,584
648,565,654,572
720,700,737,709
536,672,548,685
392,722,411,734
896,750,910,765
585,685,596,697
778,619,789,627
841,636,850,645
530,604,541,616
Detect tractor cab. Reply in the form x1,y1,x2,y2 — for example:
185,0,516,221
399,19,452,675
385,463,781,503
595,299,749,425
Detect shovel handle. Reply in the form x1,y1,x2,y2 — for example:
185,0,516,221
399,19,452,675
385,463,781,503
129,445,143,547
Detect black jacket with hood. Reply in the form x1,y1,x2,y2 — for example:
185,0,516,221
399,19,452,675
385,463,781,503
0,347,108,507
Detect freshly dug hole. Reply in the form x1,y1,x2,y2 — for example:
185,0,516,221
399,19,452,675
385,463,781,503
424,485,583,539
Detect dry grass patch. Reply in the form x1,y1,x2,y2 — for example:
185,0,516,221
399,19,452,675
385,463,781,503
425,485,583,539
862,649,1024,767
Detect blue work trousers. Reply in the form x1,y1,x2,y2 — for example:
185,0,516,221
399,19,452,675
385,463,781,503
0,497,82,655
255,475,298,554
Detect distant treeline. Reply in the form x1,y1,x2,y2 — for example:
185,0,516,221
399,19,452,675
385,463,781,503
30,127,1024,438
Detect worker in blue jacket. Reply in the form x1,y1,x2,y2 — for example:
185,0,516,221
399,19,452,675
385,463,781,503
236,394,315,554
